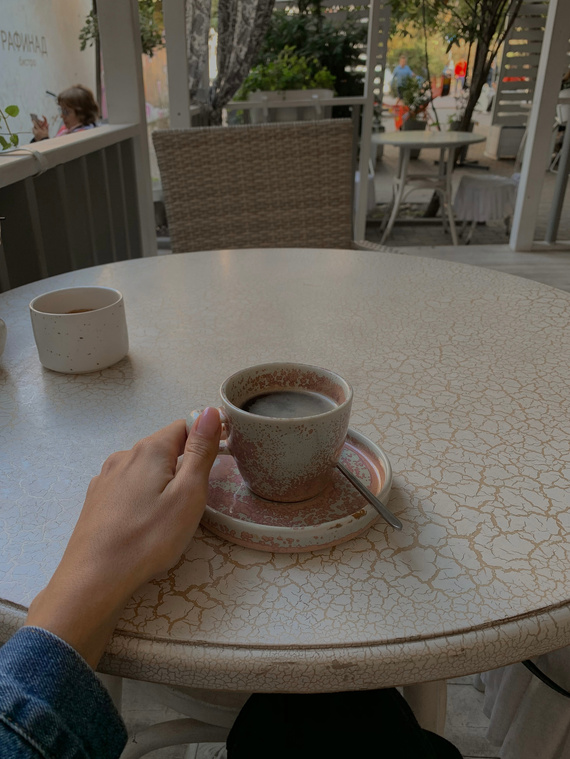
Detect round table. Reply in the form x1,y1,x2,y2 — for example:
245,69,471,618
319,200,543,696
2,249,570,705
371,130,486,244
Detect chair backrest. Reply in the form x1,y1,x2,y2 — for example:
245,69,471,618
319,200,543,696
153,120,354,253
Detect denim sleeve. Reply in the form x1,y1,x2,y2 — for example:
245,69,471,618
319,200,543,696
0,626,127,758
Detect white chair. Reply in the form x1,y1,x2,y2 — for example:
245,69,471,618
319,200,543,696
477,648,570,759
452,173,519,244
119,680,248,758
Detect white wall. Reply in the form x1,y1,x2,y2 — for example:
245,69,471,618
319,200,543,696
0,0,96,141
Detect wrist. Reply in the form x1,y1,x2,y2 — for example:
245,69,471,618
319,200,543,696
25,568,134,669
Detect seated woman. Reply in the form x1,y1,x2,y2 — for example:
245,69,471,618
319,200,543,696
32,84,99,141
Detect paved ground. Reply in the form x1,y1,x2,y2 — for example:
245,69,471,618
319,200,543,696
366,94,570,248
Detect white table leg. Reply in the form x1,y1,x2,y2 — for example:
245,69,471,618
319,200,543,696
98,673,123,713
380,148,410,244
444,148,459,245
403,679,447,736
121,718,229,759
465,218,477,244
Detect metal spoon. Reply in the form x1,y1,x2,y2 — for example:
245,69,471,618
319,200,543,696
337,461,402,530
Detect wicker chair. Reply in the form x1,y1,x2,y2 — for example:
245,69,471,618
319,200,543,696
152,120,355,253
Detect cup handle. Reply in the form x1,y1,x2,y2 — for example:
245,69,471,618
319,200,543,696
188,408,231,456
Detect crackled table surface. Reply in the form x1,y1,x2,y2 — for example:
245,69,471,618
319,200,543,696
2,249,570,693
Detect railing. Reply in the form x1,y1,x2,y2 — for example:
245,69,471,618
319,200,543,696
0,125,145,292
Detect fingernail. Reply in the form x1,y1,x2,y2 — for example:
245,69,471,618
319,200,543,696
196,407,220,437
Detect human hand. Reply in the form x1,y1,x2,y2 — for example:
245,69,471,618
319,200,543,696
32,116,49,141
26,409,221,668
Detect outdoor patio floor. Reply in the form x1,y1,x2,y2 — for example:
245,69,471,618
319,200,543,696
366,94,570,249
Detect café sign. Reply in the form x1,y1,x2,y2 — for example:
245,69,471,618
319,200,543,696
1,30,48,56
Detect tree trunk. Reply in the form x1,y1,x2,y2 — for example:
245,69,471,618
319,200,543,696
424,39,493,218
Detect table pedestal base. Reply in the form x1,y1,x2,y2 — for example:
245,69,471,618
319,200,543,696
403,679,447,736
380,148,458,246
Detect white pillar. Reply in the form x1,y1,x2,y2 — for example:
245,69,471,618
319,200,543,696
353,0,385,243
510,0,570,251
164,0,192,128
97,0,157,257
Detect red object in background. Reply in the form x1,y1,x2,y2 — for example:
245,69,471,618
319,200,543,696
390,103,410,130
455,60,467,78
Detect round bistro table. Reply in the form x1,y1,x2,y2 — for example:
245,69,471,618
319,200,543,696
371,130,486,245
2,249,570,738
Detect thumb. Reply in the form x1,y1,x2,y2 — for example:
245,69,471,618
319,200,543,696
177,407,221,486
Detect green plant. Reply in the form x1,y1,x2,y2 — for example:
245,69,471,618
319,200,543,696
252,9,366,100
0,105,20,150
237,47,335,98
398,77,431,120
80,0,164,57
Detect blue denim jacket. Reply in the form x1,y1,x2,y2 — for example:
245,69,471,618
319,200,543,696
0,626,127,758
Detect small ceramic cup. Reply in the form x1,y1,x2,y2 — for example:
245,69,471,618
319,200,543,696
215,362,353,503
29,286,129,374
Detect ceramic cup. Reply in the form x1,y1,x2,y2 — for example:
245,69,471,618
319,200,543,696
29,286,129,374
214,362,353,503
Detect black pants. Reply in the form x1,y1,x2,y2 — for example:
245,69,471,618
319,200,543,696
227,688,462,758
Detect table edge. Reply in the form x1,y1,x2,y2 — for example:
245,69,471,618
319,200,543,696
3,600,570,692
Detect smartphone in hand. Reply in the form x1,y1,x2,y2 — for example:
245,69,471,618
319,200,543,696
30,113,40,124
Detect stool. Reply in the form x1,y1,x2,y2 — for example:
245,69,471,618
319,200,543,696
453,174,519,244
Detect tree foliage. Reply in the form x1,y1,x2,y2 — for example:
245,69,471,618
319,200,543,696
80,0,164,58
391,0,525,133
252,8,368,100
390,0,525,216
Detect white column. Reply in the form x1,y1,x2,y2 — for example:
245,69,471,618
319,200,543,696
164,0,192,128
353,0,385,242
97,0,157,257
510,0,570,251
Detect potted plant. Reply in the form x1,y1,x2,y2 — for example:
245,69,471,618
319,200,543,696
397,77,431,159
237,47,336,123
253,8,366,113
0,105,21,150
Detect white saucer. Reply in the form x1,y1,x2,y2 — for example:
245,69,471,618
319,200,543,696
202,428,393,552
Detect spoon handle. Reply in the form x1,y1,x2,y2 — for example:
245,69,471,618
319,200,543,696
336,461,402,531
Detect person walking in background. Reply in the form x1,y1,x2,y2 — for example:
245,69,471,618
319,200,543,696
31,84,99,141
454,59,467,95
392,55,415,98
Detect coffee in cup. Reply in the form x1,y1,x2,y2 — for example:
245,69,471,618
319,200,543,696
213,362,352,502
